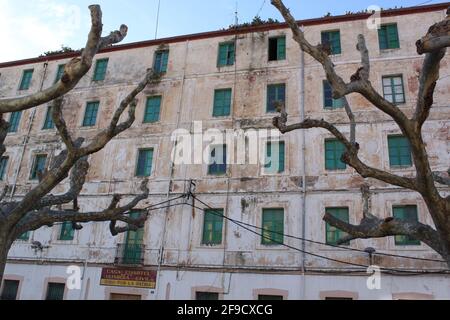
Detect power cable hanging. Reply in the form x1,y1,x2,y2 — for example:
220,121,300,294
190,194,448,266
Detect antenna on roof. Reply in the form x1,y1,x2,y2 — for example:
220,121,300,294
235,0,239,27
155,0,161,39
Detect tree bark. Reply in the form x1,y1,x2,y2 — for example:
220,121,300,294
0,228,13,283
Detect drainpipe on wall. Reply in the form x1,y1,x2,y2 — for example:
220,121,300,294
154,40,190,300
299,41,307,299
9,61,49,201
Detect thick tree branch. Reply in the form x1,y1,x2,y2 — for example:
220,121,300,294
416,8,450,54
414,48,446,127
323,184,443,255
15,179,149,238
273,105,418,190
433,170,450,186
0,5,128,113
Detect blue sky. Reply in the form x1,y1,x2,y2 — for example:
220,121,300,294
0,0,446,62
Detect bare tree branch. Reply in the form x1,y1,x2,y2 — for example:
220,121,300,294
0,5,128,113
323,185,443,255
416,9,450,54
434,170,450,186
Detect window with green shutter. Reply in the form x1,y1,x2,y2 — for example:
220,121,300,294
208,145,227,175
202,209,224,246
30,154,47,180
325,139,346,170
196,292,219,300
378,24,400,50
321,30,341,55
144,96,162,123
325,207,350,245
323,81,344,109
19,69,34,90
1,280,20,300
382,75,405,104
393,206,420,245
213,89,232,117
59,222,75,241
8,111,22,133
42,106,55,130
82,101,99,127
268,36,286,61
54,64,66,83
136,149,153,177
0,157,8,181
262,208,284,245
154,50,169,73
388,135,412,167
93,58,109,81
264,141,285,174
217,42,235,67
123,211,145,264
46,283,65,300
18,231,30,241
267,83,286,113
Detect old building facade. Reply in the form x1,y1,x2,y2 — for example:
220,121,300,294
0,3,449,300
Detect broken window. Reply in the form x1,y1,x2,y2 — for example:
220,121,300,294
268,36,286,61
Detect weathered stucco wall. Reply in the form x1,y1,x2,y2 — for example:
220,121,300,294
0,7,449,299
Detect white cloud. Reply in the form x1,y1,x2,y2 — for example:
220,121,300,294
0,0,82,63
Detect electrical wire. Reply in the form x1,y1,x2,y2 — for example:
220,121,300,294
192,194,446,264
189,194,449,273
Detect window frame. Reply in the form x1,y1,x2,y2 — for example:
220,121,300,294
42,106,55,130
325,207,350,246
143,96,162,123
264,141,285,174
58,221,75,241
261,208,284,246
378,23,400,50
30,154,47,181
268,36,286,61
266,83,286,113
201,209,224,246
323,80,344,109
135,148,154,177
321,30,342,55
324,138,347,171
388,135,412,168
392,205,421,246
92,58,109,81
212,88,232,117
207,144,227,176
153,50,169,74
217,41,235,67
0,156,9,181
45,282,65,300
82,101,100,127
8,111,22,133
382,75,405,105
0,280,20,300
54,64,66,84
19,69,34,90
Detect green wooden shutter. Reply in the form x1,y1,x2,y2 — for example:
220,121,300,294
30,155,47,180
43,106,55,130
325,208,350,245
202,209,224,245
393,206,420,245
18,231,30,241
93,59,108,81
325,139,346,170
208,145,227,175
262,208,284,245
322,31,341,55
46,283,65,300
217,43,234,67
144,96,162,123
277,36,286,60
8,111,22,133
388,136,412,167
265,142,285,174
213,89,232,117
154,50,169,73
0,157,8,181
54,64,66,83
136,149,153,177
59,222,75,241
123,211,145,264
323,81,344,109
19,69,34,90
267,84,286,113
1,280,20,300
83,102,99,127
